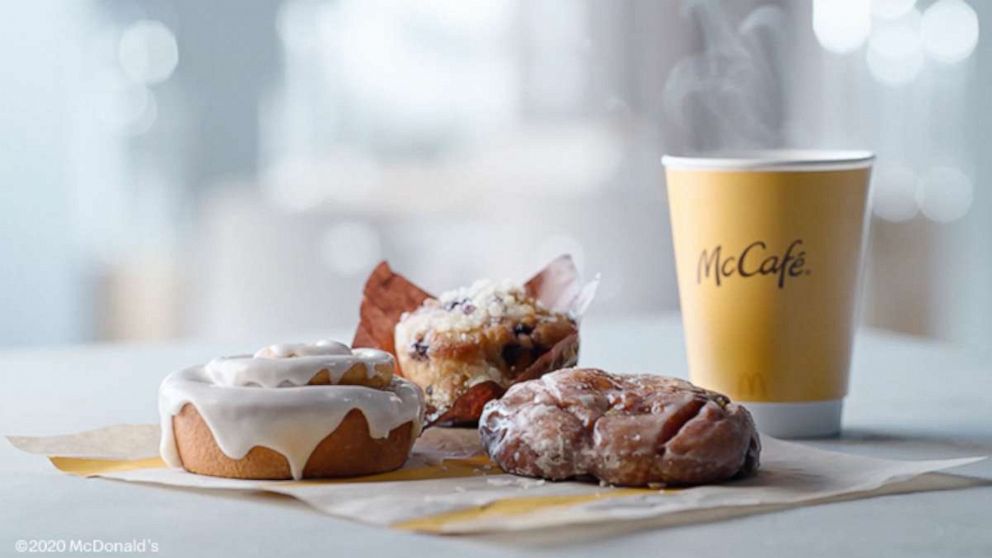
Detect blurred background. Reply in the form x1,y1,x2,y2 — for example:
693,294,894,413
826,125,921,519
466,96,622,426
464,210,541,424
1,0,988,353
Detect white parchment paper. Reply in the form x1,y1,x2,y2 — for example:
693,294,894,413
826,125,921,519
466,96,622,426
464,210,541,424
8,425,984,534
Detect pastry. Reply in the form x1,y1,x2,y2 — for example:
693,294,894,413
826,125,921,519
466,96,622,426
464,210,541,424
394,279,579,422
479,368,760,486
353,255,597,425
158,340,425,480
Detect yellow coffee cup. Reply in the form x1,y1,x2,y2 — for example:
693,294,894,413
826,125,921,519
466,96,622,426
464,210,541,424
662,151,874,438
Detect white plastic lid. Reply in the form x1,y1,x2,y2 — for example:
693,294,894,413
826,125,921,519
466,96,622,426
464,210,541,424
662,150,875,172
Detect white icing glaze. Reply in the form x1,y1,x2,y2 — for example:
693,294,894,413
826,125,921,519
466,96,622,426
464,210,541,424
205,340,394,388
254,339,351,358
159,345,424,480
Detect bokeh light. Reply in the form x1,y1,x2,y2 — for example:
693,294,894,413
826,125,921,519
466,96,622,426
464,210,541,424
118,20,179,85
917,166,973,223
276,0,323,53
921,0,979,64
866,10,923,85
124,88,158,136
872,164,919,222
814,0,871,54
92,70,159,136
872,0,916,20
320,221,383,276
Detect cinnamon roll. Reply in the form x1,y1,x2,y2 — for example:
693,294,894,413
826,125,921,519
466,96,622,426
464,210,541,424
158,340,424,480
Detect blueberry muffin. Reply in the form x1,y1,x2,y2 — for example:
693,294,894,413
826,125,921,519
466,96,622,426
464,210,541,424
394,279,578,423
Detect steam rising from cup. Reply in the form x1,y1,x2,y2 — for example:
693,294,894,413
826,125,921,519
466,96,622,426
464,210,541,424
663,2,788,151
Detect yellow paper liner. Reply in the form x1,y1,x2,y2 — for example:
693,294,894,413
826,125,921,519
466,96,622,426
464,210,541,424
47,453,497,484
47,452,664,534
394,488,658,533
49,456,167,476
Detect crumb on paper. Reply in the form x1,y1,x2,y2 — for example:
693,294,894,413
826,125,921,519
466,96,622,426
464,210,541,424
485,477,548,489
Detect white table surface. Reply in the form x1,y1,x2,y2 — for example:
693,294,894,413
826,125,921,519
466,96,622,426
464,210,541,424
1,314,990,557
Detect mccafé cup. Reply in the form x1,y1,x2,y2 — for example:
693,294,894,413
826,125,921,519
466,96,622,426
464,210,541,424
662,151,874,438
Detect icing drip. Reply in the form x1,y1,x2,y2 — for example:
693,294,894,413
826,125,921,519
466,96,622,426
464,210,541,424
205,340,394,388
158,342,424,480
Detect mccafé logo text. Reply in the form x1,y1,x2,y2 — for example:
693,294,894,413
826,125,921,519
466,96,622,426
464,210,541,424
697,239,810,289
